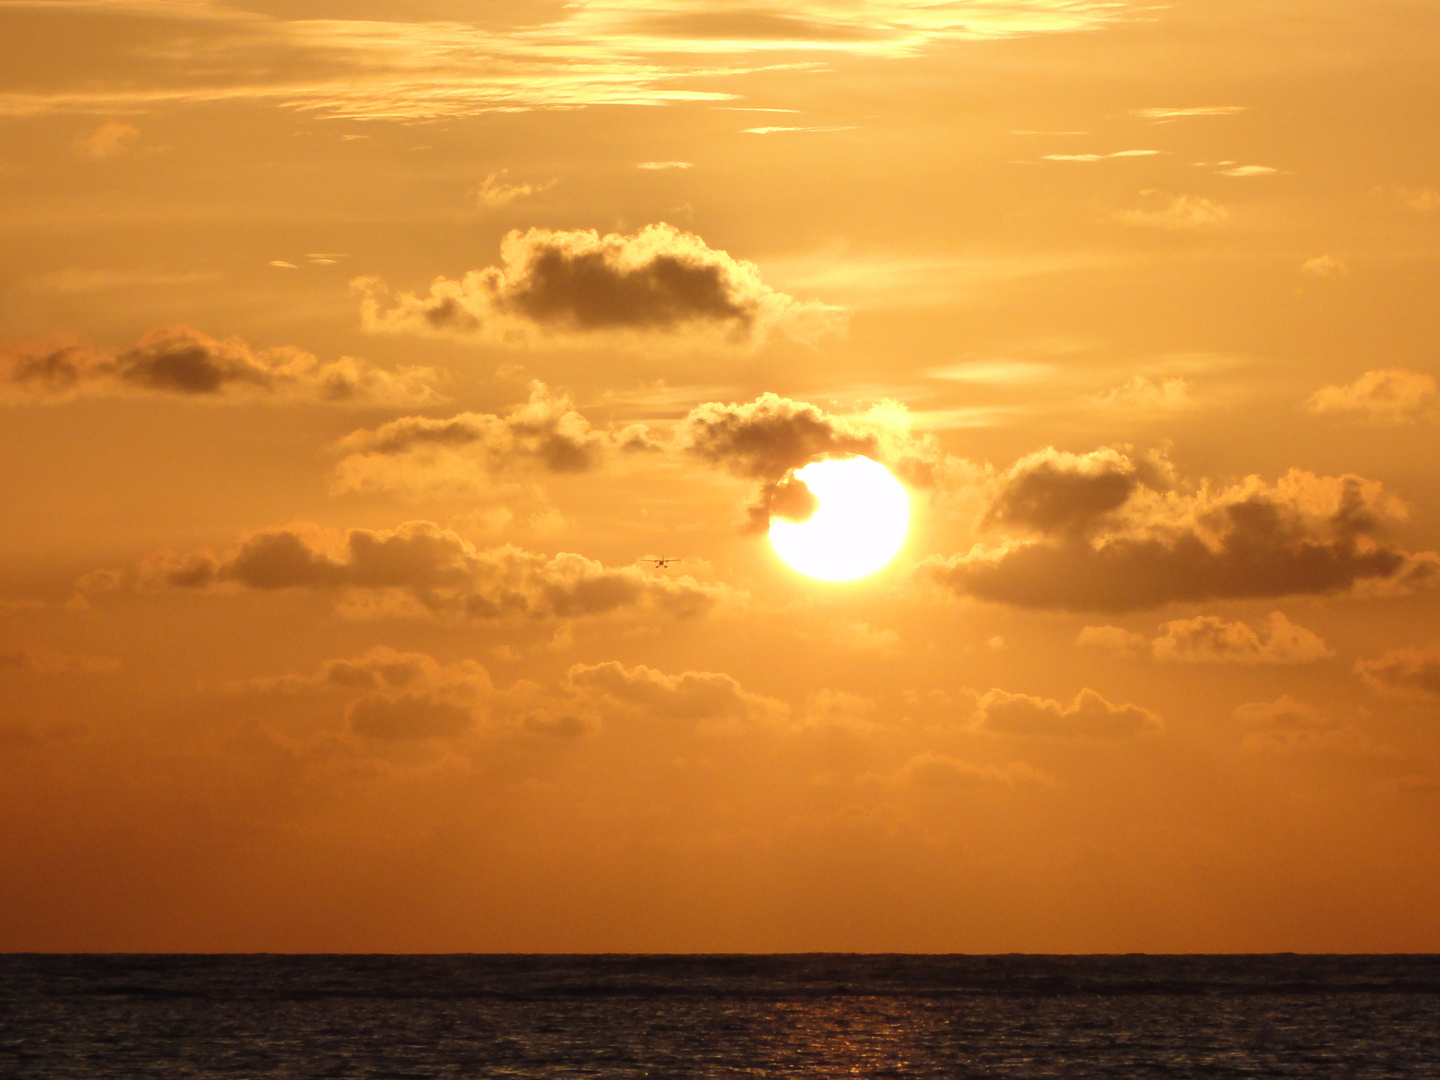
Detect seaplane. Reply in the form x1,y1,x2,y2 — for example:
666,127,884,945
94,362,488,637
641,556,684,569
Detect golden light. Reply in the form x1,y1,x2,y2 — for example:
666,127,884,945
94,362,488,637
769,457,909,581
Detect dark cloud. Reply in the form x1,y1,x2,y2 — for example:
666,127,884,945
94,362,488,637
926,451,1439,612
346,693,474,741
141,521,733,622
680,393,888,529
984,447,1170,538
232,646,492,742
1356,644,1440,700
355,224,840,345
0,647,119,674
1079,612,1332,664
892,752,1048,788
566,661,783,725
1234,696,1399,758
682,393,880,480
974,687,1162,739
331,382,659,498
0,325,441,405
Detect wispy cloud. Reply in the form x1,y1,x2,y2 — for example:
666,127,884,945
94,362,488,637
0,0,1140,120
1042,149,1160,161
1132,106,1246,120
741,125,856,134
475,170,557,208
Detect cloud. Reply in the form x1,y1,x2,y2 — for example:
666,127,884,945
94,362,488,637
974,687,1162,738
741,125,856,134
1116,195,1229,229
1390,187,1440,212
0,647,120,674
1080,612,1332,665
232,645,508,742
1074,624,1148,657
679,392,920,529
798,689,880,734
681,393,882,481
1306,369,1437,423
1356,644,1440,700
0,325,442,406
1234,695,1327,729
924,447,1439,611
1149,612,1332,664
73,121,139,160
1132,106,1246,120
1217,165,1278,177
637,161,694,170
138,521,734,622
346,694,474,740
330,382,660,500
1042,150,1161,161
980,446,1171,539
1301,254,1347,278
1092,375,1191,410
475,170,556,208
0,2,1136,121
565,660,785,729
891,752,1049,788
1234,696,1399,758
355,224,841,346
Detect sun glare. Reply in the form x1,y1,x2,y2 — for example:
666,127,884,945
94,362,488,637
769,457,909,581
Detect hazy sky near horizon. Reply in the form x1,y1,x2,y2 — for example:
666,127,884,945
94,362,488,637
3,0,1440,953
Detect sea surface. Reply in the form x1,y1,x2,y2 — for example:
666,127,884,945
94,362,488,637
3,954,1439,1078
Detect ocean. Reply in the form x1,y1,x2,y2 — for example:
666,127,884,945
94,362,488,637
2,954,1438,1077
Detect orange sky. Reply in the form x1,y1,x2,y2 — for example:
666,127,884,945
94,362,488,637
2,0,1440,953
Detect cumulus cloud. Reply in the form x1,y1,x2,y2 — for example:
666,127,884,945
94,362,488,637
1234,695,1399,758
73,121,139,160
1356,644,1440,700
346,694,475,740
1152,612,1332,664
138,521,734,622
1081,612,1331,664
892,751,1048,788
677,392,947,529
1301,254,1348,278
475,170,556,208
1306,369,1437,423
331,382,660,499
681,392,881,481
0,647,120,674
1116,195,1229,229
1092,375,1191,410
0,325,442,406
566,660,785,729
973,687,1162,739
1074,624,1148,657
231,645,547,741
924,447,1439,612
355,223,842,346
1387,186,1440,212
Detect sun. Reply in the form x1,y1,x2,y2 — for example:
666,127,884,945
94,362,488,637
769,456,910,581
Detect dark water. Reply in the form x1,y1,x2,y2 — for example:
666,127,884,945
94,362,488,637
3,954,1440,1078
